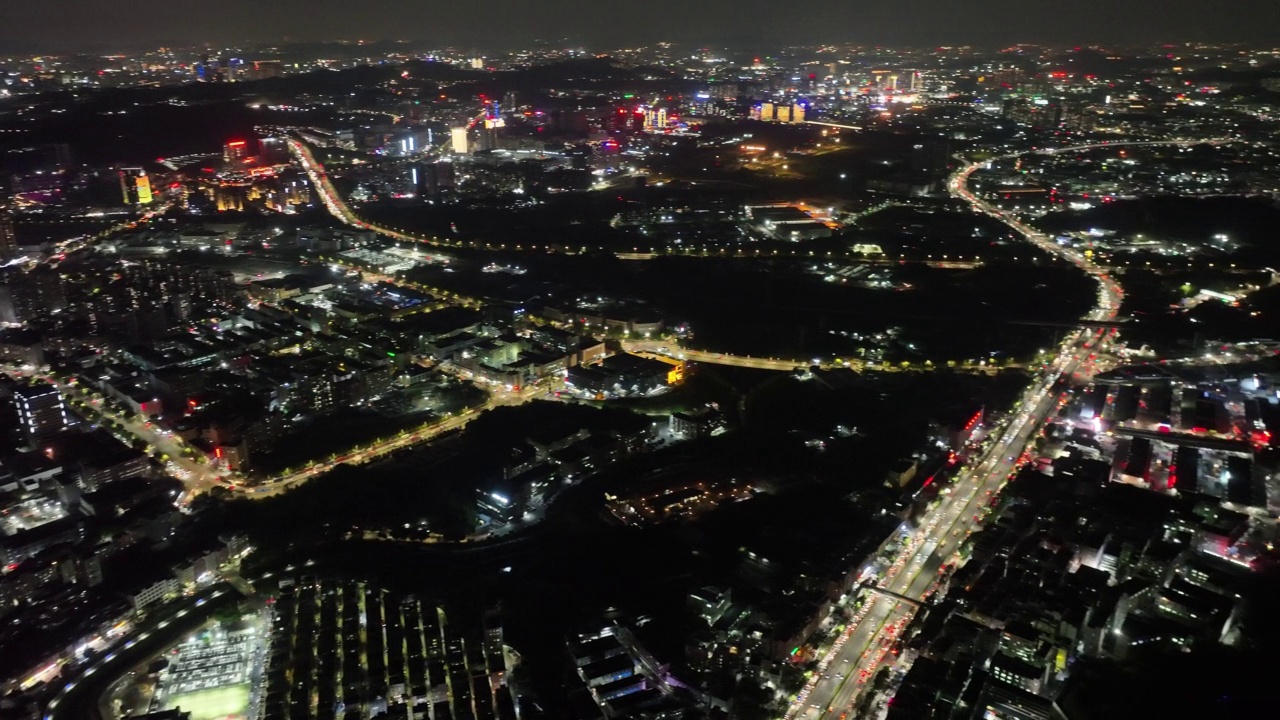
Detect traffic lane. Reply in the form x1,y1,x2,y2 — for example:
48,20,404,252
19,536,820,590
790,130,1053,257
38,374,228,496
817,605,910,718
808,344,1084,716
799,149,1124,713
819,562,938,716
804,598,906,718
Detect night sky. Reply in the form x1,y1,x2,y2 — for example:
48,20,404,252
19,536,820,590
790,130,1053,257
2,0,1278,52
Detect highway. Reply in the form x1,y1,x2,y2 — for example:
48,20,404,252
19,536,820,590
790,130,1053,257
286,137,455,249
783,138,1227,719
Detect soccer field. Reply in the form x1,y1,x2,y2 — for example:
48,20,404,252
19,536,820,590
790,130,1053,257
165,683,250,720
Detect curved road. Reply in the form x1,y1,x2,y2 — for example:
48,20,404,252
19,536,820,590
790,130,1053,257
288,138,455,249
788,137,1221,720
43,586,239,720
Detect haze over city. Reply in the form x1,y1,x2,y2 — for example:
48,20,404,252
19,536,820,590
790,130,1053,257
2,7,1280,720
4,0,1280,51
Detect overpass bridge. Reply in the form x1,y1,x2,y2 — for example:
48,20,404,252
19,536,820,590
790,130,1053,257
805,120,864,131
1007,319,1127,329
862,585,922,608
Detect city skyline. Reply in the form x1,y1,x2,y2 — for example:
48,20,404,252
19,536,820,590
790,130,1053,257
3,22,1279,720
3,0,1280,53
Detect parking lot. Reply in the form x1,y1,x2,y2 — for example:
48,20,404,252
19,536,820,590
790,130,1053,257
155,616,266,719
0,496,69,535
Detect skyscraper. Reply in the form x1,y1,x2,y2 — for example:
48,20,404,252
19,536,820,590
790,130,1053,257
224,140,250,163
251,60,284,80
451,127,471,154
0,270,66,324
14,383,69,442
119,169,153,205
0,209,17,261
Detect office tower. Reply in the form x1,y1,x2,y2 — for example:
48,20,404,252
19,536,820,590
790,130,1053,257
224,140,249,163
0,284,17,323
476,125,496,152
410,162,457,197
0,267,66,322
26,267,66,314
0,208,16,261
435,162,455,190
119,168,153,205
644,108,669,130
251,60,284,80
451,127,470,154
284,178,311,206
14,383,69,442
910,135,951,177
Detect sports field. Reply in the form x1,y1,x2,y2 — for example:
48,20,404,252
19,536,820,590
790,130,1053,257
165,683,250,720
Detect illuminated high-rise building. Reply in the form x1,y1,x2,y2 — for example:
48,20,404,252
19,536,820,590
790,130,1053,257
475,125,496,152
410,162,456,197
14,383,69,442
224,140,250,163
284,178,311,206
450,127,471,154
0,208,17,261
644,108,669,130
251,60,283,80
196,55,214,81
754,102,805,124
119,168,153,205
0,267,66,322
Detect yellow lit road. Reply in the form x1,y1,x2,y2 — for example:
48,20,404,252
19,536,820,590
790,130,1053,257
623,341,828,372
248,382,547,498
623,342,1015,375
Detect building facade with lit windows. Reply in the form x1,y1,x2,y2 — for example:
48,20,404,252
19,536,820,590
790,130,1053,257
0,209,17,261
13,383,69,443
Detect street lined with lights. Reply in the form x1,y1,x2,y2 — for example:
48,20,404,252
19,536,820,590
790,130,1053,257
784,140,1228,719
